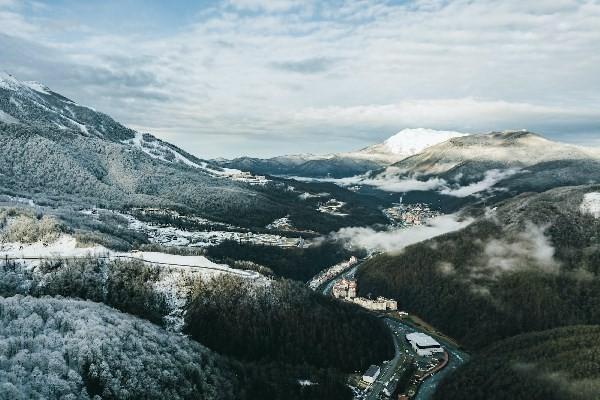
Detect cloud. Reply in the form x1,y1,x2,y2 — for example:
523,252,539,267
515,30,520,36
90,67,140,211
333,214,473,254
227,0,309,13
310,166,519,197
1,0,600,157
360,175,447,193
271,57,337,74
483,223,558,274
440,169,520,198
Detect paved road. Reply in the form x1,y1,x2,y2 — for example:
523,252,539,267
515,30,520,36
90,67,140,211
320,264,358,295
364,319,405,400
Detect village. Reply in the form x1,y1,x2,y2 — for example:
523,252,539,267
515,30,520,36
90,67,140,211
318,198,348,216
332,278,398,312
383,200,441,227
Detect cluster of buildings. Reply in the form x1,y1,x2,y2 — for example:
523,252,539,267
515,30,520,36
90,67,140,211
332,278,397,311
265,216,295,231
224,170,270,185
383,201,441,226
308,256,358,290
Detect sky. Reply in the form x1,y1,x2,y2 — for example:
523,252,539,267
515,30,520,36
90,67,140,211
1,0,600,158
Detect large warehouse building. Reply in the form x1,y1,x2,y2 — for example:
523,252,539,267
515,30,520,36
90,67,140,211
362,365,381,384
406,332,444,357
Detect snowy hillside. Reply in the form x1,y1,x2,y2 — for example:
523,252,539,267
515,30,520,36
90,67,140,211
0,71,135,141
389,130,600,175
0,72,269,185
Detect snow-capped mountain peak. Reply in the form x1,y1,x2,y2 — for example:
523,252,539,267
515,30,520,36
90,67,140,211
0,72,51,95
0,71,23,91
382,128,468,156
344,128,469,164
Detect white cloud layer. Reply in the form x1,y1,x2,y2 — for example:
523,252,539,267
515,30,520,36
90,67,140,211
313,167,519,197
440,169,520,198
333,214,473,254
1,0,599,157
483,223,559,274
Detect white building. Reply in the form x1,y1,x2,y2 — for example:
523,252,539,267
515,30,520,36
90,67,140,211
351,296,397,311
406,332,444,357
362,365,381,384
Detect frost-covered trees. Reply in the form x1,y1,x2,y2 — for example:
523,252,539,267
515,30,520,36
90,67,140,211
0,295,238,400
0,210,62,244
0,258,169,326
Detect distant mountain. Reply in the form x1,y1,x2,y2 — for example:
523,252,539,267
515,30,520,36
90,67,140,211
0,72,385,231
354,131,600,209
389,130,599,177
216,128,467,178
216,153,383,179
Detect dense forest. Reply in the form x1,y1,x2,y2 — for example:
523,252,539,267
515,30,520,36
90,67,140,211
434,325,600,400
185,275,394,370
0,257,170,325
357,186,600,349
205,239,362,281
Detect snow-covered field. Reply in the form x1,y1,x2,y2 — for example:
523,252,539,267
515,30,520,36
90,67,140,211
0,234,258,279
0,235,110,259
581,192,600,218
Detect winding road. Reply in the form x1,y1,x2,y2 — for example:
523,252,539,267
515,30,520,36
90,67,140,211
316,259,468,400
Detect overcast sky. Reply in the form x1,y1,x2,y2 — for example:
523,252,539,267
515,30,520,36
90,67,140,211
1,0,600,158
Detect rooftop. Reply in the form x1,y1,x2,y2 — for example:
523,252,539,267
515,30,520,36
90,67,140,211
406,332,441,347
363,364,380,378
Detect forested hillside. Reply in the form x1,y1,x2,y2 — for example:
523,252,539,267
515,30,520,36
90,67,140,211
0,122,283,226
357,185,600,349
185,276,393,370
0,73,388,233
205,240,362,281
434,325,600,400
0,295,239,400
0,256,392,399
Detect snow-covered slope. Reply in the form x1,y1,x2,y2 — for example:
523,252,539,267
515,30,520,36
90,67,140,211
391,130,600,176
0,71,135,141
0,72,269,185
581,192,600,218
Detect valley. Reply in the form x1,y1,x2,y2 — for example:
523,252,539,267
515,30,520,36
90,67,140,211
1,71,600,400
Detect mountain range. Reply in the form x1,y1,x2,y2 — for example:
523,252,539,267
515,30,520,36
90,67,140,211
215,128,466,178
